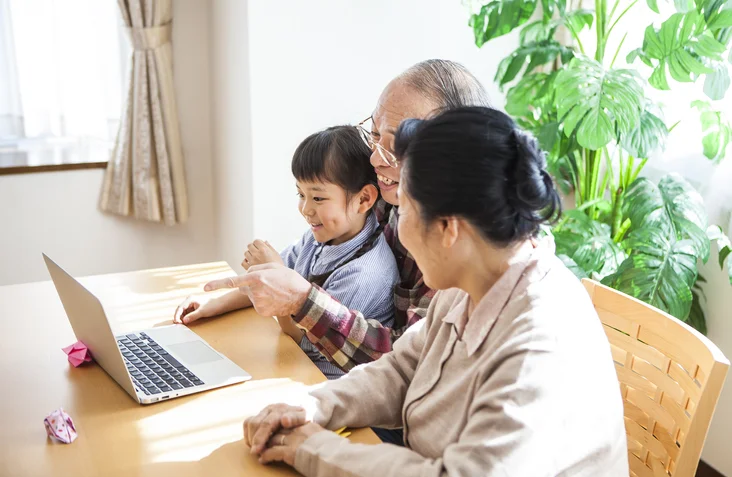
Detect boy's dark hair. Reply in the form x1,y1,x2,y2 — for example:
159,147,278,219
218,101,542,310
292,125,376,198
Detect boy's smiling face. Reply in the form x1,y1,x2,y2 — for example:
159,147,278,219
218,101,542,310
296,181,366,246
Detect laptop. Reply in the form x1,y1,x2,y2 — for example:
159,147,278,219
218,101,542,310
43,254,251,404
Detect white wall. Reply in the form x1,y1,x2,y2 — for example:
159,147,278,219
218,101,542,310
209,0,255,274
228,0,518,269
0,0,217,286
700,251,732,475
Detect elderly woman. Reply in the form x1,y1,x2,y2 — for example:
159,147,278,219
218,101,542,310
242,107,628,476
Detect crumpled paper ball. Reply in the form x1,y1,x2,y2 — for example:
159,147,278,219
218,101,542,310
44,408,77,444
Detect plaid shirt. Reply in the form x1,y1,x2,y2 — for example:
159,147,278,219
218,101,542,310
292,199,435,372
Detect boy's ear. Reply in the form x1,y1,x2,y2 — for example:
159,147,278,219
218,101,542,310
356,184,379,214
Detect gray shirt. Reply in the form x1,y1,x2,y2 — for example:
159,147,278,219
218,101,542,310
295,246,628,476
281,212,399,379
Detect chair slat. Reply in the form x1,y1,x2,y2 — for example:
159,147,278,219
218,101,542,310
582,279,729,477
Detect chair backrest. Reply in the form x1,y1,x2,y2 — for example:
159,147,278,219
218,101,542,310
582,279,729,477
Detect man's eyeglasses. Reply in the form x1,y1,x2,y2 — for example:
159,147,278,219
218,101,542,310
356,117,399,168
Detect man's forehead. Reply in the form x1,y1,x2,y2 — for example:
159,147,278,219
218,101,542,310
373,81,438,129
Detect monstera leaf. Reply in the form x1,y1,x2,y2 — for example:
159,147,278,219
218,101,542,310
692,100,732,161
505,72,557,117
623,174,709,260
470,0,537,46
558,254,589,279
646,0,695,14
554,57,644,150
703,63,731,100
631,12,726,93
603,229,698,320
689,279,708,334
495,40,574,87
554,210,626,279
706,225,732,284
620,106,669,158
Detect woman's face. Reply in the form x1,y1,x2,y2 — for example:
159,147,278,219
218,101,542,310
370,81,437,206
396,182,454,291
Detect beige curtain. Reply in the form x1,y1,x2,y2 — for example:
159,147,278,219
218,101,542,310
99,0,188,225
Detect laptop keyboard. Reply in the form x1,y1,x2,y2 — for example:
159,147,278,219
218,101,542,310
116,332,204,396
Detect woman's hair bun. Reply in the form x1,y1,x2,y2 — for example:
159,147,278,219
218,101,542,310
509,129,559,220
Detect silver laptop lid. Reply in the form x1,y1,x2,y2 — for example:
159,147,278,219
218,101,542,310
43,254,139,402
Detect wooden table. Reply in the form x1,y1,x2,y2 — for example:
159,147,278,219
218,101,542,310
0,262,379,476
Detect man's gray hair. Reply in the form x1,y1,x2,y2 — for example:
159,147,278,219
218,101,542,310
398,59,491,110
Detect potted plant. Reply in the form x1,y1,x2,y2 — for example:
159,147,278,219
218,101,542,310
468,0,732,333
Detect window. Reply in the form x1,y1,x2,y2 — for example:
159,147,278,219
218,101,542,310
0,0,128,174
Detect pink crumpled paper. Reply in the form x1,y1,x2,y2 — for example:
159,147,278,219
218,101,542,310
44,408,77,444
62,341,93,367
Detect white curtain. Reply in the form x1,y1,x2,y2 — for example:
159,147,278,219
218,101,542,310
99,0,188,225
0,0,23,139
0,0,126,145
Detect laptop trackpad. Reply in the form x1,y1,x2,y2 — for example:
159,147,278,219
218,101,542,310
167,341,223,365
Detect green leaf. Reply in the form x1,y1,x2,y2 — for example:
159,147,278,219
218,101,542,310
692,100,732,161
641,12,723,89
647,0,697,11
688,287,708,334
520,21,557,45
555,57,644,150
541,0,567,19
558,254,589,279
676,0,696,11
495,40,574,87
603,228,698,320
505,73,554,116
706,224,732,284
563,9,595,33
703,63,731,99
627,48,655,67
624,174,709,261
708,9,732,29
470,0,538,47
620,107,669,158
537,121,561,151
553,210,627,279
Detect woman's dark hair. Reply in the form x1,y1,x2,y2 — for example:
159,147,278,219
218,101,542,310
292,125,376,198
394,106,561,245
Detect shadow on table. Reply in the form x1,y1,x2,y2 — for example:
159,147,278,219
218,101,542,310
136,439,297,477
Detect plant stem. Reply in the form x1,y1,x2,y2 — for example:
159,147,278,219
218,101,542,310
613,218,632,243
606,0,638,41
609,31,628,68
585,149,603,219
610,187,624,238
630,157,648,183
566,23,586,55
607,0,622,25
624,155,635,189
595,0,607,63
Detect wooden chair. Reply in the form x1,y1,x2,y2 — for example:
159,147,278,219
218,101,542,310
582,279,729,477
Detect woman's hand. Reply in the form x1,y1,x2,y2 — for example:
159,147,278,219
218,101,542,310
243,403,309,454
259,422,327,466
204,263,312,318
242,240,284,270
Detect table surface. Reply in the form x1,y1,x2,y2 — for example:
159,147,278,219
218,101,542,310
0,261,379,476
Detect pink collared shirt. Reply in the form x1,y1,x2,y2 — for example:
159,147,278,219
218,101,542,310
296,246,628,477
